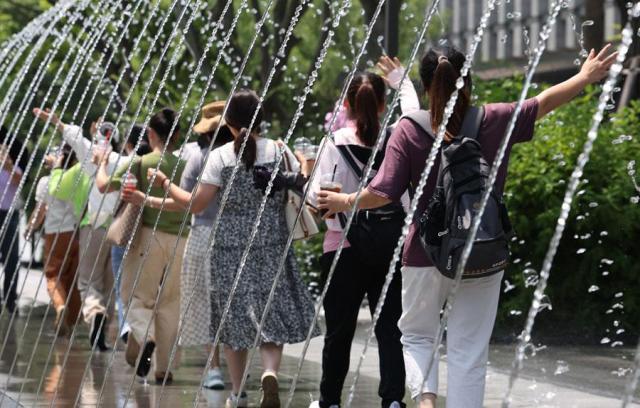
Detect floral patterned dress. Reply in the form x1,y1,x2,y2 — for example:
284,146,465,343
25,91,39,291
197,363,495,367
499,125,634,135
206,139,320,350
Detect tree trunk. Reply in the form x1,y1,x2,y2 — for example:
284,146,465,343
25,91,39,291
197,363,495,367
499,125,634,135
583,0,604,52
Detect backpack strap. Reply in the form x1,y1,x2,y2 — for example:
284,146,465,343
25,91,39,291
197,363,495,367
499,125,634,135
403,110,434,140
459,106,485,140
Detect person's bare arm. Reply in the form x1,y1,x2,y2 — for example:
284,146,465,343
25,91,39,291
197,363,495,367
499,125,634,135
146,167,218,213
317,188,391,219
95,158,116,193
24,205,46,240
32,108,65,133
536,45,618,120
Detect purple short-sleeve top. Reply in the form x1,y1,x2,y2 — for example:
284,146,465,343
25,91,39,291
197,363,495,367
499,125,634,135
368,98,539,267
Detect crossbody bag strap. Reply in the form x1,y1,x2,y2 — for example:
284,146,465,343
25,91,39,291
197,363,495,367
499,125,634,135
335,144,364,180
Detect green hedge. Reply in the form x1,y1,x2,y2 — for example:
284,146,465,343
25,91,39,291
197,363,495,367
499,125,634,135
482,79,640,344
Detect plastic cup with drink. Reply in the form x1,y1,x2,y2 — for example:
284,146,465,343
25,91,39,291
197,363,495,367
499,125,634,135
319,171,342,219
293,137,311,155
94,121,117,158
123,172,138,194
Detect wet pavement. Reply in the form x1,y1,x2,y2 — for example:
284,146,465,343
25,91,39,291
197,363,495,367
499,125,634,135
0,268,639,407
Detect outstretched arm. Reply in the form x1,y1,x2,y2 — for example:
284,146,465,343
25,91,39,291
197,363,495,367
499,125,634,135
146,168,218,213
377,55,421,114
535,45,618,120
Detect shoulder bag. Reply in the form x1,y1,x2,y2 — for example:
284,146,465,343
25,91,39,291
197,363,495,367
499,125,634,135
106,159,142,246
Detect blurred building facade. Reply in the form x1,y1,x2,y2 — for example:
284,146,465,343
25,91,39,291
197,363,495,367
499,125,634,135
439,0,622,81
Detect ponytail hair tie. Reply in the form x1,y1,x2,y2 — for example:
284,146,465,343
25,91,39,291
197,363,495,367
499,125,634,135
438,55,449,64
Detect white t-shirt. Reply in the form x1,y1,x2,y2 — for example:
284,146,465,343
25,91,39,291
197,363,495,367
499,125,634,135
63,125,131,228
201,138,300,187
35,176,77,234
307,122,410,232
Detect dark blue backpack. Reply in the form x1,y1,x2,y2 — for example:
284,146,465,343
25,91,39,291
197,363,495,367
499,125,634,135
404,108,512,279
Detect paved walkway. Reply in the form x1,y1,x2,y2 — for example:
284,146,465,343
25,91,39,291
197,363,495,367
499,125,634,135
0,268,638,407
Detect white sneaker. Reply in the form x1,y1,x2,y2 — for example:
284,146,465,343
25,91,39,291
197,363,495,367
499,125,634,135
203,367,225,390
308,401,339,408
225,392,248,408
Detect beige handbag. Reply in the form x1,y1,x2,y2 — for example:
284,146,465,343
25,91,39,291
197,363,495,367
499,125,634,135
106,162,142,246
281,145,320,240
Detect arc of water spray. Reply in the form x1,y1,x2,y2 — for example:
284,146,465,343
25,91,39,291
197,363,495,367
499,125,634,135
503,8,637,408
231,0,353,401
5,1,140,384
27,0,180,393
277,0,416,403
40,0,213,404
0,0,118,403
0,1,96,316
0,0,96,252
0,0,76,123
2,2,132,402
150,0,323,401
37,0,247,401
0,8,59,90
85,0,260,403
0,5,126,380
343,0,497,404
7,0,153,384
0,0,121,327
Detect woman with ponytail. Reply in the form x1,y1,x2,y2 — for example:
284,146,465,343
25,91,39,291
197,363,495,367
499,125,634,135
148,90,319,407
307,72,408,408
318,45,618,407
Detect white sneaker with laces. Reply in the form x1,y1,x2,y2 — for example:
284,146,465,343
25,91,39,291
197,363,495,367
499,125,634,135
203,367,225,390
225,391,248,408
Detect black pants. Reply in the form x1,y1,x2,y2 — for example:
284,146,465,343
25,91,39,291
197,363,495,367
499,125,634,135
0,210,19,312
319,248,406,408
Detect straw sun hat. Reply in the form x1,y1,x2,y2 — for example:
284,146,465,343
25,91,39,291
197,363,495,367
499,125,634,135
193,100,226,134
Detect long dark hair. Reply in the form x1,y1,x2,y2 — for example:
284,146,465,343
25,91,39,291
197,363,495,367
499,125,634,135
198,125,234,150
149,108,181,146
420,46,472,141
60,144,77,170
225,90,263,170
346,72,386,147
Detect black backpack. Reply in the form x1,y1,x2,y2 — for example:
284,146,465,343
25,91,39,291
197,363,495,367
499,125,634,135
404,108,512,279
335,129,405,267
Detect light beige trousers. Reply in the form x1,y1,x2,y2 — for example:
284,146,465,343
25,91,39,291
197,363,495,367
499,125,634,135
121,226,185,372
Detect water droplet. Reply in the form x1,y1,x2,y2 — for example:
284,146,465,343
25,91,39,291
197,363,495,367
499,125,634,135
504,280,516,293
554,360,570,375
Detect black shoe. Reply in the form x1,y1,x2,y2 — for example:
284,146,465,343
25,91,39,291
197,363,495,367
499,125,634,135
90,313,110,351
136,341,155,378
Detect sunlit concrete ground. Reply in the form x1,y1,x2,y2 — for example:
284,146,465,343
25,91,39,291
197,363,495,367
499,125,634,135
0,267,639,407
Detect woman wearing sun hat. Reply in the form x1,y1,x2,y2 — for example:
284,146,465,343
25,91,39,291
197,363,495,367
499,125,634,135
133,101,234,388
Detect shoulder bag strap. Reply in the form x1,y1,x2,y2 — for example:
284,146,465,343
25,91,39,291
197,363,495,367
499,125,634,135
335,144,364,180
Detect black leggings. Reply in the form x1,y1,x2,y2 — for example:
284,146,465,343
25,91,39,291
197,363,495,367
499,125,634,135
319,247,406,408
0,210,19,312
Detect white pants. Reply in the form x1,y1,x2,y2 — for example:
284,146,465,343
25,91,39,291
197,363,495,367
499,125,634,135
400,266,503,407
77,226,113,325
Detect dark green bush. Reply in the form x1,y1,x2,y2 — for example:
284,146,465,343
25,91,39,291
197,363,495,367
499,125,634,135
483,81,640,344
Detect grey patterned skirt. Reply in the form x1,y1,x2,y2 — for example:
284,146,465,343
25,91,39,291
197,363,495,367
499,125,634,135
178,225,213,347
